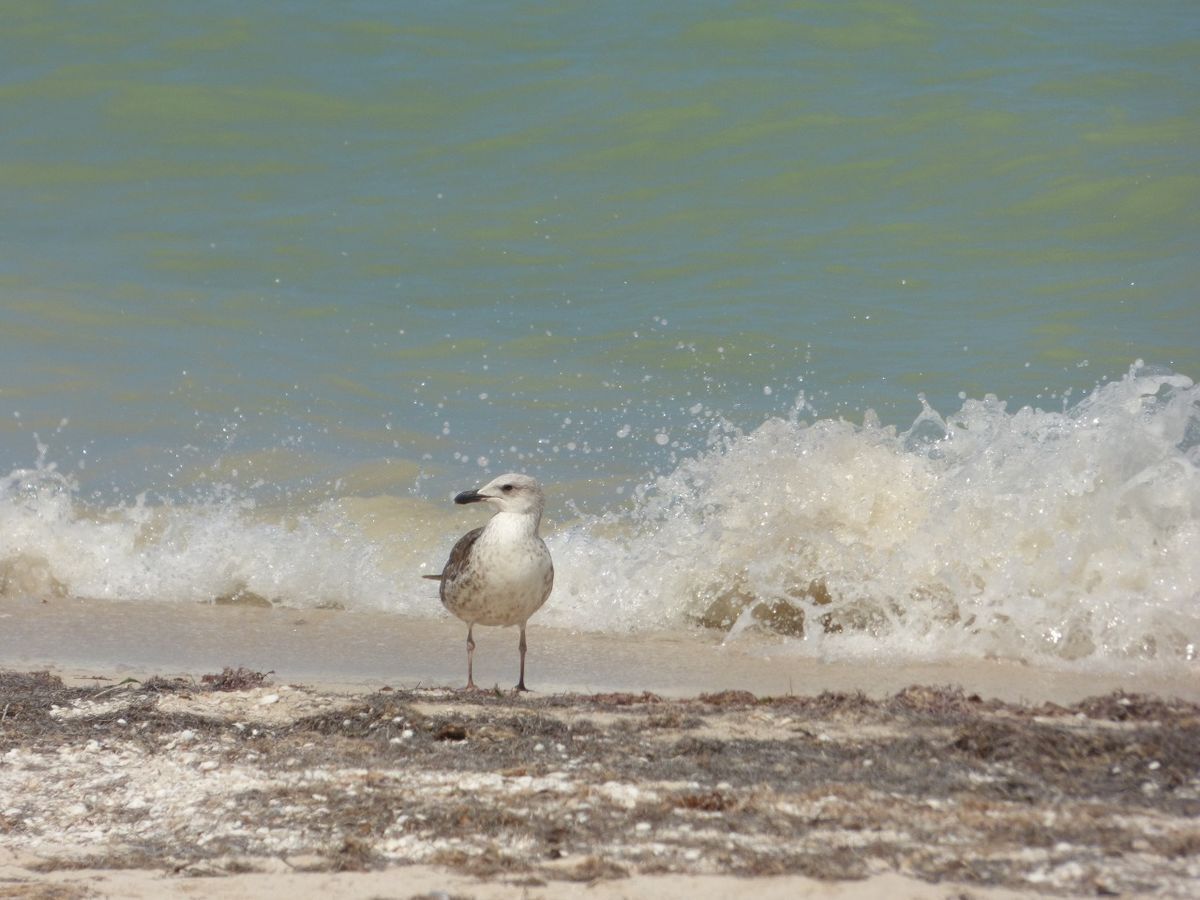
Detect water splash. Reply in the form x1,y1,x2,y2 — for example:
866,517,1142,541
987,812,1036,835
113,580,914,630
547,362,1199,667
2,363,1197,671
0,440,409,612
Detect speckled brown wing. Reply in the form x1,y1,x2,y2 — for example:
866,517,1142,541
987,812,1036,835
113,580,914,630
435,526,484,601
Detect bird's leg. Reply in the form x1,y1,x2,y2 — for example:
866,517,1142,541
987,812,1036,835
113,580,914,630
514,624,530,692
465,624,477,690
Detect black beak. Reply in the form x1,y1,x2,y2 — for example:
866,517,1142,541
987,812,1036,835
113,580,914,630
454,488,485,504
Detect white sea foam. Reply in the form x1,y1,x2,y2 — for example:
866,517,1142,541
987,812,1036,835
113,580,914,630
0,452,407,612
546,362,1199,668
2,363,1197,672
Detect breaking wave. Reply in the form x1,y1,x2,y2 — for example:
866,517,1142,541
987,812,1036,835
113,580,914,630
2,362,1197,671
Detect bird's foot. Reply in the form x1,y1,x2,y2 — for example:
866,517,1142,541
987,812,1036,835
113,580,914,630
512,681,532,693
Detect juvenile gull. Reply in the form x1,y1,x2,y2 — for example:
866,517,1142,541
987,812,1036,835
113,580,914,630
423,473,554,691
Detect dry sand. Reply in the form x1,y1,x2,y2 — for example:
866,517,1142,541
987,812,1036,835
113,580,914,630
2,668,1198,899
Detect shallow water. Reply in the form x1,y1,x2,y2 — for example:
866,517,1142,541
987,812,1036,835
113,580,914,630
1,3,1197,683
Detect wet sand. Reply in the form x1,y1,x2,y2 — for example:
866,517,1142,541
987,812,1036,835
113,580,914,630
2,596,1197,704
2,667,1199,898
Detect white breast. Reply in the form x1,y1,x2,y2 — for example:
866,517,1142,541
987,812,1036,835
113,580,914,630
442,512,554,627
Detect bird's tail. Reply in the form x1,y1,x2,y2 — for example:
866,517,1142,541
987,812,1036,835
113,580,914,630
421,574,443,581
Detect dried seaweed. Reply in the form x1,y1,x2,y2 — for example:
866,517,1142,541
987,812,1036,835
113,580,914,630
2,669,1198,895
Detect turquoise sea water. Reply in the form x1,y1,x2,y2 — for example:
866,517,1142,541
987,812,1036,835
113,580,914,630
2,2,1197,672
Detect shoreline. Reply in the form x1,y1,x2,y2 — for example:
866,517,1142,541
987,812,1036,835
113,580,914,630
2,667,1198,898
3,596,1198,705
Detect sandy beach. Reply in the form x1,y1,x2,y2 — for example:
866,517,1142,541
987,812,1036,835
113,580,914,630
4,597,1198,705
2,665,1198,899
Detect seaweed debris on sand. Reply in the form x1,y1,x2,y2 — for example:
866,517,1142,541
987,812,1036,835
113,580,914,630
1,670,1198,897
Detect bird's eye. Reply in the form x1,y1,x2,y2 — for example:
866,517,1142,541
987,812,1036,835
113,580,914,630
501,484,514,493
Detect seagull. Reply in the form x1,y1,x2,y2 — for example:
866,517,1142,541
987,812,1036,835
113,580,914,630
423,473,554,691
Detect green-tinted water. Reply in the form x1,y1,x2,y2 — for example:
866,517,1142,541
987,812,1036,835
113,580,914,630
3,1,1196,495
1,2,1198,671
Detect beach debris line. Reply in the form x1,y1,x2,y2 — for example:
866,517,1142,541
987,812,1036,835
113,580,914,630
423,474,554,691
1,670,1199,895
200,667,274,692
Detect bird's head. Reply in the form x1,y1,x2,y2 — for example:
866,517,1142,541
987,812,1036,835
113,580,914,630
454,473,545,517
